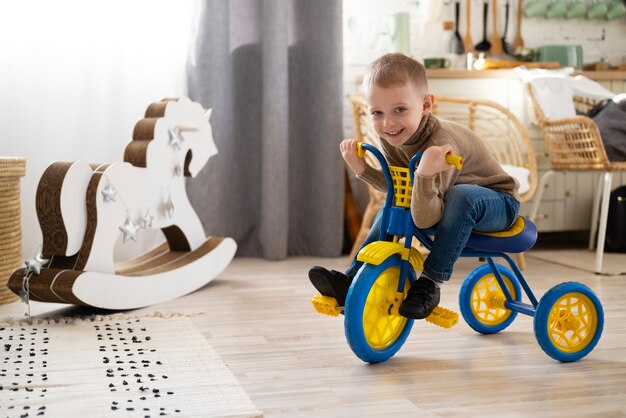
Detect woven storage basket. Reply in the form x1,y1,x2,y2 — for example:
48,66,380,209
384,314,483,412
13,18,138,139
0,157,26,304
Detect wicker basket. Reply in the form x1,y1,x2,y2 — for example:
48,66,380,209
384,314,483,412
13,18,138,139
0,157,26,304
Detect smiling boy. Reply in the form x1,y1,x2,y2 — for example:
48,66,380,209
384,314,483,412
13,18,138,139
309,53,520,319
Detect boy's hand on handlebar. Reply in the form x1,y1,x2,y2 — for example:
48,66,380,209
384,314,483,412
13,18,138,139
416,145,455,177
340,139,367,175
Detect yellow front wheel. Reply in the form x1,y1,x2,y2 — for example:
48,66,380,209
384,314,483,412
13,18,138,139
534,282,604,362
344,256,415,363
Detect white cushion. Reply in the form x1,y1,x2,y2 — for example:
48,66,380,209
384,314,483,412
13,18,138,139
501,164,530,195
568,76,615,101
529,78,577,119
516,67,615,119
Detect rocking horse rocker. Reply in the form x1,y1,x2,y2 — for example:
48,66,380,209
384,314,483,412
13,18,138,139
9,97,237,310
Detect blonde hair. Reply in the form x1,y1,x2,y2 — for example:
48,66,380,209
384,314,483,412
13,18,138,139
363,53,428,93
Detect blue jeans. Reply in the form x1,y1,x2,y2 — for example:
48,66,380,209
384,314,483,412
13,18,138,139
346,184,520,282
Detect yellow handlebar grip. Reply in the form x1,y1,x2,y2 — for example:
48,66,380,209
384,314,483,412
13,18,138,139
357,142,366,158
445,154,463,170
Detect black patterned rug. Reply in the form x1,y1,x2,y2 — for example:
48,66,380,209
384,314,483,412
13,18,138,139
0,315,261,417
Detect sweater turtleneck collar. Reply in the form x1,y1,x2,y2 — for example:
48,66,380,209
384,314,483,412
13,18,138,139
400,113,437,150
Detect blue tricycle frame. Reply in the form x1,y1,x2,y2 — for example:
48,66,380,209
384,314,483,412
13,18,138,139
312,143,604,364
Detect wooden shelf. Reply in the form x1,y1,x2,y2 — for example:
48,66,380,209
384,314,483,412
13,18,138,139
425,69,520,79
424,69,626,81
574,70,626,81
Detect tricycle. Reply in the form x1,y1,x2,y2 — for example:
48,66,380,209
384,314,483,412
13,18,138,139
312,143,604,363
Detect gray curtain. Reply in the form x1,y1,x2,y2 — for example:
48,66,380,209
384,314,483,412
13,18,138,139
186,0,344,259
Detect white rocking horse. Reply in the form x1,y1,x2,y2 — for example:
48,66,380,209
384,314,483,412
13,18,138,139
9,97,237,309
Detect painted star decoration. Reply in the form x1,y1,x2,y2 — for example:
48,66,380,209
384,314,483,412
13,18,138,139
101,182,117,203
164,195,175,218
22,250,49,315
19,276,30,305
119,214,139,242
168,126,184,149
174,161,183,177
19,273,32,317
141,209,154,229
24,251,49,276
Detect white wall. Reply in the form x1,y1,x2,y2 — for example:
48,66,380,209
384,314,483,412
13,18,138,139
0,0,196,259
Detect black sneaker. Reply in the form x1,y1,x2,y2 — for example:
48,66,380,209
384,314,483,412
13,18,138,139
398,277,441,319
308,266,352,307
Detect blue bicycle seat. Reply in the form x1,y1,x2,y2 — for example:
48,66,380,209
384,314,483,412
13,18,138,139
465,216,537,253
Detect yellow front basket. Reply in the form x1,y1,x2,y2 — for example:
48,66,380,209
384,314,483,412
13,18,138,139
389,166,412,208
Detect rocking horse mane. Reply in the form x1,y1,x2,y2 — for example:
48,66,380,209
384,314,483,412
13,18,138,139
124,97,193,176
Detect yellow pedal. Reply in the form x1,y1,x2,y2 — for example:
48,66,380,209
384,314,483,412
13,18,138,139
311,294,342,317
425,306,459,329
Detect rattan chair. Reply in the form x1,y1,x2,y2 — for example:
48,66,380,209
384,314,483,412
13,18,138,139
348,94,385,260
526,84,626,274
348,93,537,270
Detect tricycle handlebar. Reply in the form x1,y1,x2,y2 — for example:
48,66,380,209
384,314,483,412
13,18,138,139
357,142,463,200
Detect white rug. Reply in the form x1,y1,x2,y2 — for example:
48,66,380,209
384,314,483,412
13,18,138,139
526,248,626,276
0,315,262,418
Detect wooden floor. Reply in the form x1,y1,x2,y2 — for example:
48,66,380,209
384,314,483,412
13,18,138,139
2,250,626,417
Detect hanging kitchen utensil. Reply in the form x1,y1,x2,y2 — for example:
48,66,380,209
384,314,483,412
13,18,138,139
475,1,492,51
463,0,475,52
512,0,524,50
502,0,513,54
490,0,504,54
453,1,465,54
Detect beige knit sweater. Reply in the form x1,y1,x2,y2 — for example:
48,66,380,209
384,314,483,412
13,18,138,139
357,113,519,228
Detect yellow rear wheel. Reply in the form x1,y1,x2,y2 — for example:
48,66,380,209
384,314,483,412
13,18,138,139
470,274,517,326
459,264,521,334
546,293,596,352
534,282,604,361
